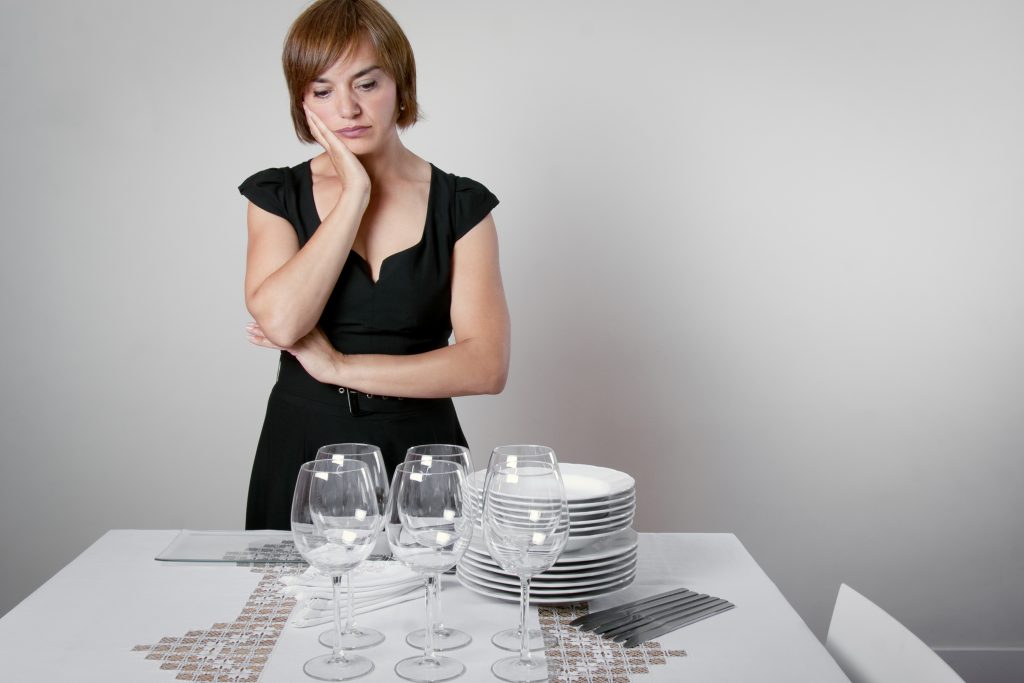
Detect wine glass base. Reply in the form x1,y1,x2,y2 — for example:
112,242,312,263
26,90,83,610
491,654,558,683
491,627,557,652
406,626,472,651
303,652,374,681
319,626,386,650
395,654,465,682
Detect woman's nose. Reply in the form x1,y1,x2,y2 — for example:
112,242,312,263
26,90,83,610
337,94,361,119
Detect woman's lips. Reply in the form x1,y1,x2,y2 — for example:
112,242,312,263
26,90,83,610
337,126,370,138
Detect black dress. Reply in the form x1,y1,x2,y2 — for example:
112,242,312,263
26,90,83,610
238,160,498,530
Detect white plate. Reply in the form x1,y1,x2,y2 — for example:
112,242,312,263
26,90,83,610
458,560,637,594
560,464,635,502
566,491,636,510
459,552,637,585
462,544,637,576
459,553,635,585
474,509,632,533
469,526,638,563
559,526,638,559
469,525,625,554
458,563,637,596
536,551,638,573
570,497,637,521
569,516,634,536
570,509,635,529
457,567,636,605
471,464,635,504
458,556,635,590
468,490,636,516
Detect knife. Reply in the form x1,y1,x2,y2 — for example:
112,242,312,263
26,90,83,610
570,587,697,629
618,601,736,648
591,593,714,635
587,591,706,634
596,595,723,637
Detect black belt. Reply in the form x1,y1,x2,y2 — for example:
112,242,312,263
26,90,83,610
275,354,441,415
337,387,405,416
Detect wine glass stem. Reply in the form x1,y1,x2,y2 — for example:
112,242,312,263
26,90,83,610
345,571,356,633
431,571,444,632
424,573,438,661
519,575,533,663
332,574,347,662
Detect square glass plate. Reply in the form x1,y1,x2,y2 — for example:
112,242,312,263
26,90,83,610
155,530,306,563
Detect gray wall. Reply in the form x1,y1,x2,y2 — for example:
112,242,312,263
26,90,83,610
2,0,1022,678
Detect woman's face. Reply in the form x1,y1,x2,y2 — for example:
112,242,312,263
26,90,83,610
303,39,399,155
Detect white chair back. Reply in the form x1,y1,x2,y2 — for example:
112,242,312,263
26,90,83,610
825,584,964,683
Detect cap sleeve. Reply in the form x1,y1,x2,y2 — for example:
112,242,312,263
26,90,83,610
453,176,499,240
238,167,289,220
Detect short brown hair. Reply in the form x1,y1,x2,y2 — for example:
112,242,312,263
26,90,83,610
283,0,419,143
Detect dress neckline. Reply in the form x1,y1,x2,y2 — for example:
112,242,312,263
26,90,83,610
302,160,436,285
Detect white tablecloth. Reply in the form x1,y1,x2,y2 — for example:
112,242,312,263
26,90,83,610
0,530,849,682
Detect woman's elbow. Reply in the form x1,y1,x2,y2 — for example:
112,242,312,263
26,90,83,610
480,366,508,395
263,326,303,349
247,306,305,348
477,348,509,395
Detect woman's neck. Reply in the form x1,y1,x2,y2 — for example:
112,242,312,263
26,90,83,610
360,142,415,184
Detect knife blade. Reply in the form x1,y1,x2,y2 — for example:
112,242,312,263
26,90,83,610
570,587,697,629
596,595,723,637
619,601,736,648
593,593,720,638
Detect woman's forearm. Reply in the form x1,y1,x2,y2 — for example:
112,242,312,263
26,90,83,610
247,192,367,346
335,337,510,399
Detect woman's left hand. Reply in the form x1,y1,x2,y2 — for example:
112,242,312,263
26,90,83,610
247,323,343,385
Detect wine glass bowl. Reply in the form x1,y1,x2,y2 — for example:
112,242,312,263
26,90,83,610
404,444,472,473
483,467,567,574
316,443,389,517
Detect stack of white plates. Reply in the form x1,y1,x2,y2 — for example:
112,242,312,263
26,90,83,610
468,463,636,552
459,463,638,604
457,527,638,604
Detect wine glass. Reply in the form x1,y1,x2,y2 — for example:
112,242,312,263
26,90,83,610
386,460,474,682
404,444,474,651
484,446,567,653
291,459,382,681
482,446,569,683
314,443,389,649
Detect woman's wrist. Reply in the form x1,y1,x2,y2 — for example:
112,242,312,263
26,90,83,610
331,350,351,387
337,184,371,213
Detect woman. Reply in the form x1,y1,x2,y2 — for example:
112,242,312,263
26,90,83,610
239,0,509,530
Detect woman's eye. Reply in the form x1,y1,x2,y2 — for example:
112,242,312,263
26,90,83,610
313,90,331,99
356,80,377,92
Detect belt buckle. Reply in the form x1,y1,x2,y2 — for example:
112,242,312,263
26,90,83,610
338,387,362,416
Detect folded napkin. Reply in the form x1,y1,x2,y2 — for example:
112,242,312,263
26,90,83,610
289,586,423,627
280,561,425,628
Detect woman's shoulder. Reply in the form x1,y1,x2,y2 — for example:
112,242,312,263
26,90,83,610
430,164,494,196
237,161,309,220
239,160,309,189
430,164,500,239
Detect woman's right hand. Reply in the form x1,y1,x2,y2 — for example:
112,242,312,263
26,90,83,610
304,104,371,201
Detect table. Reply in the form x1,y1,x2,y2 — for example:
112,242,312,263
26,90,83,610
0,530,849,682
